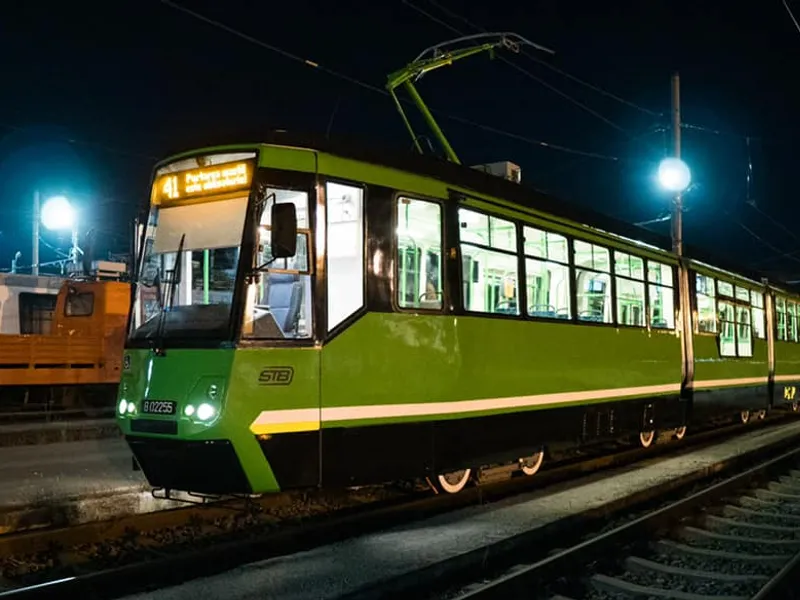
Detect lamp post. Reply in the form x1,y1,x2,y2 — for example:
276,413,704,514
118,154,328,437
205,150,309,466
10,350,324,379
657,73,691,257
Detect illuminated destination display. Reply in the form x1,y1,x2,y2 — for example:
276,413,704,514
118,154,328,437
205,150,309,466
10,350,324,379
153,160,253,202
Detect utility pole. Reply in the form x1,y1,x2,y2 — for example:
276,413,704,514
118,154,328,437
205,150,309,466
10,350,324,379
32,190,40,275
671,72,683,257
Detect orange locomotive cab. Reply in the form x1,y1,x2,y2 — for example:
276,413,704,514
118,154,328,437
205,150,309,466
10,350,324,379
0,278,131,415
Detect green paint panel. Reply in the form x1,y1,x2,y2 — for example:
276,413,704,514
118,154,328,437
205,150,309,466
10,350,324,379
775,341,800,377
257,145,317,173
320,313,681,426
691,335,768,382
116,348,318,493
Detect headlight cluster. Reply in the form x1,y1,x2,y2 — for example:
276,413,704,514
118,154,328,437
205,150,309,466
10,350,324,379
118,399,136,415
183,384,221,424
183,402,216,421
117,382,222,426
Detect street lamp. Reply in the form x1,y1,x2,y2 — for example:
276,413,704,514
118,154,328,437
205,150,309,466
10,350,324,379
657,157,691,194
41,196,76,231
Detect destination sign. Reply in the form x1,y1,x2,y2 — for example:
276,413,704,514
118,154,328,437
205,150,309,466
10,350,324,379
152,160,253,203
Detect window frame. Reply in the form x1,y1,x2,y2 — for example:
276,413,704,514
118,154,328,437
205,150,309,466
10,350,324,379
323,177,368,334
613,250,647,329
750,290,766,340
521,223,572,322
573,238,613,325
716,280,753,358
693,270,762,357
393,194,447,314
646,258,676,331
457,205,522,318
64,291,95,318
694,272,718,335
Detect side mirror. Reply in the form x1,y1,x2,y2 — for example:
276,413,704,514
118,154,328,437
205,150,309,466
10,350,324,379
270,203,297,258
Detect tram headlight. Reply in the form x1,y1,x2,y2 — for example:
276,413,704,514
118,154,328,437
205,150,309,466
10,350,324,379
127,402,136,415
184,404,196,417
118,399,128,415
196,403,216,421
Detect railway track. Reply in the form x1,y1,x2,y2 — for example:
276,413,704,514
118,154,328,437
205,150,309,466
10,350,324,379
448,445,800,600
0,415,796,600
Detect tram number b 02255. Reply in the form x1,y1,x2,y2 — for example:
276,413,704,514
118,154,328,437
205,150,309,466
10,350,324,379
142,400,177,415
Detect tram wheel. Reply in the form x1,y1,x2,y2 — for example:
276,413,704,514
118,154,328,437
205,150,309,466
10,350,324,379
639,430,655,448
436,468,472,494
674,425,687,440
519,449,544,476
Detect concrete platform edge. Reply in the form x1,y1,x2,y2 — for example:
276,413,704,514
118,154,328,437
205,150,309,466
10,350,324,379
0,487,171,538
0,420,119,447
337,428,800,600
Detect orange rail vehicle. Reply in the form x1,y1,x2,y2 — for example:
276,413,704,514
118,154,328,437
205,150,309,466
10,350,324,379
0,276,131,417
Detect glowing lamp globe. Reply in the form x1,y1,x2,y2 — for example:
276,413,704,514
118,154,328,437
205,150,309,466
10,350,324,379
41,196,75,231
657,158,691,193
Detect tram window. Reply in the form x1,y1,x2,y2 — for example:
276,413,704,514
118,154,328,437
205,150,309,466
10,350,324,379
737,306,753,357
647,260,674,329
751,291,765,339
327,182,364,331
524,226,568,263
523,226,570,319
459,208,519,315
718,300,736,356
717,281,734,298
777,297,787,341
789,302,798,342
574,240,609,273
696,274,717,333
574,240,611,323
735,286,750,303
244,188,313,339
614,251,645,327
526,259,570,319
396,198,443,310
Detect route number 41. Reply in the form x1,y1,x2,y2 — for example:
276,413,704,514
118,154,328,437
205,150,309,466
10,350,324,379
784,386,797,401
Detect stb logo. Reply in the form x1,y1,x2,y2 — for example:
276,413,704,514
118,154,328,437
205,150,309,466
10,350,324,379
123,354,131,371
259,367,294,386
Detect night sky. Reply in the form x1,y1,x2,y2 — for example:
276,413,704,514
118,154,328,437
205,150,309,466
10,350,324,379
2,1,800,280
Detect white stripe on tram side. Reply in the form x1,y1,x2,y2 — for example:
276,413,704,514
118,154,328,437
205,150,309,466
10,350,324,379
249,382,682,434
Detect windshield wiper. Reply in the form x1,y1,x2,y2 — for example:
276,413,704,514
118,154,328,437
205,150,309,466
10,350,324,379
152,233,186,356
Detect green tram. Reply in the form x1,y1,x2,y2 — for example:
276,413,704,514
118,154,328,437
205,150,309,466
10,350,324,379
117,136,800,496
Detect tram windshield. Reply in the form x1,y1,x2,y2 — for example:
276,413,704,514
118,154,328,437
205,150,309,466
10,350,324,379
129,196,248,342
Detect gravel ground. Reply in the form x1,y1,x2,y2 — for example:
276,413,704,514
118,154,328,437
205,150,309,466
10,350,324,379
650,550,780,577
617,566,764,597
0,484,406,585
437,459,800,600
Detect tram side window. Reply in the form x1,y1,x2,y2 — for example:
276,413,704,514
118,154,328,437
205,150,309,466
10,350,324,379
777,297,787,341
327,182,364,331
574,240,611,323
523,226,570,319
648,261,675,329
718,300,736,356
696,274,717,333
735,286,753,356
751,291,765,339
396,198,443,310
245,188,313,339
717,282,753,358
614,251,645,327
789,301,799,342
459,208,519,315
